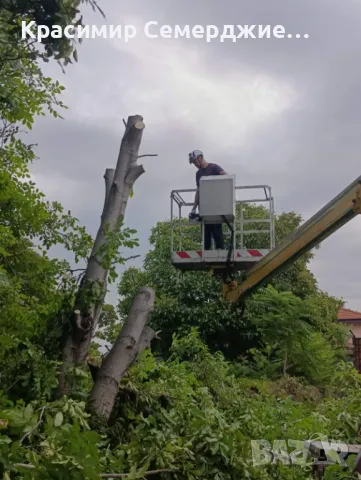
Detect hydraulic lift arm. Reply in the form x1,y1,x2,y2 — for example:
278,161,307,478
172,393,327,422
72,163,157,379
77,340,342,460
223,175,361,302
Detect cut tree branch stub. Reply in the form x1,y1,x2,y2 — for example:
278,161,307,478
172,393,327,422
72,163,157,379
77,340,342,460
104,168,115,204
137,154,158,159
112,255,140,266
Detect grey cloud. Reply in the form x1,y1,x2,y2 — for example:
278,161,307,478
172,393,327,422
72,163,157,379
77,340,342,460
26,0,361,311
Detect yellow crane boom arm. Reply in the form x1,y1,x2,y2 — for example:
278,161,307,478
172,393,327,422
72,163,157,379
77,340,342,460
223,176,361,302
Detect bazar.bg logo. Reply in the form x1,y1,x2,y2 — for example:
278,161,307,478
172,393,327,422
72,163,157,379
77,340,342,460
251,439,350,467
21,21,310,43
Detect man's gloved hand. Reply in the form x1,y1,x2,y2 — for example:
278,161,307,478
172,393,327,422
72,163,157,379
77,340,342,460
189,210,200,221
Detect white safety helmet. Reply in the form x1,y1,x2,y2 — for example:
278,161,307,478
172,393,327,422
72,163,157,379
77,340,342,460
188,150,203,164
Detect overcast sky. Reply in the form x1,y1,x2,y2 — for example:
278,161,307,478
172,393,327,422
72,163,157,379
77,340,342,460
28,0,361,311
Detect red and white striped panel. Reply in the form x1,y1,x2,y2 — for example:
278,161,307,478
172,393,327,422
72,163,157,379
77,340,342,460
174,251,202,259
172,249,269,261
235,249,269,258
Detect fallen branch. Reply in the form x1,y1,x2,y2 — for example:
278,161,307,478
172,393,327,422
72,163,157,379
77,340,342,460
6,378,20,392
14,464,173,478
19,406,46,445
14,464,35,470
100,469,173,478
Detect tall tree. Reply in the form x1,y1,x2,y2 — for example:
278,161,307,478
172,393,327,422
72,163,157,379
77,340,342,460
61,115,146,370
0,5,97,401
54,115,159,422
1,1,158,420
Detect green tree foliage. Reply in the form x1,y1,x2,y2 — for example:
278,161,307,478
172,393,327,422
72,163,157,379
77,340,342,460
117,206,345,373
0,0,104,65
0,239,64,401
239,286,347,386
0,5,94,399
1,331,361,480
1,6,359,479
0,7,93,260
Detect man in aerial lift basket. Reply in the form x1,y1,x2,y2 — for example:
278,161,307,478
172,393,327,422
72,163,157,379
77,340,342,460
188,149,227,250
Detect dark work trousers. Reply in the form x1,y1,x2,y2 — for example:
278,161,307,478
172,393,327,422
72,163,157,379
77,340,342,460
204,224,225,250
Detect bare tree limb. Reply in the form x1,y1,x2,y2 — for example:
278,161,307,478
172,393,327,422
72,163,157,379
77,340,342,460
112,254,140,266
115,326,158,374
124,254,140,262
125,164,145,186
59,115,146,396
104,168,115,204
137,154,158,159
87,359,100,382
120,326,157,376
87,287,155,419
136,326,156,353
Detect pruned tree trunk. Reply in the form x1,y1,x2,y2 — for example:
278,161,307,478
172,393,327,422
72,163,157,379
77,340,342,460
59,114,146,394
88,286,155,419
86,326,157,383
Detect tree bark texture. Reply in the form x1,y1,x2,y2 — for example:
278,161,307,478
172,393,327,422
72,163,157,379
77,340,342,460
60,115,146,392
86,326,156,384
88,286,155,419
